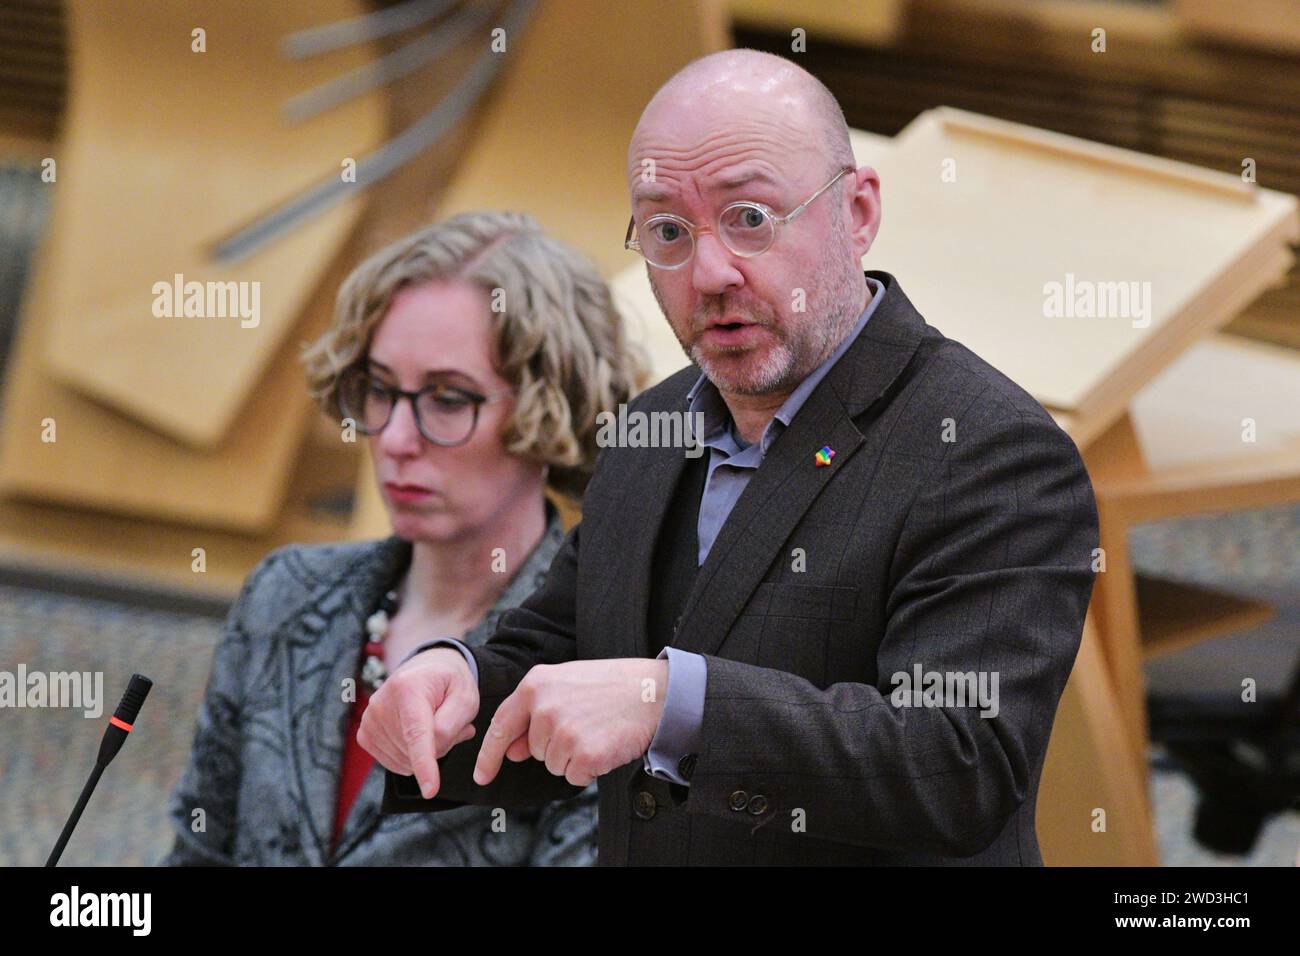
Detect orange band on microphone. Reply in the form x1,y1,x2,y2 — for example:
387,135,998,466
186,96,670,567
109,716,133,732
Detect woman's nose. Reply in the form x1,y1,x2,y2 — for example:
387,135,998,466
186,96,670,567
377,395,425,456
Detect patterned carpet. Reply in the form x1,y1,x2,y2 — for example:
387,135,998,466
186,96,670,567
0,504,1295,866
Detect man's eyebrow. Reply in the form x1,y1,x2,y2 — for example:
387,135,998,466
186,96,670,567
713,168,780,191
632,168,782,206
632,182,671,204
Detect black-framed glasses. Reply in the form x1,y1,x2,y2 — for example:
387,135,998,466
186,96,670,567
624,165,855,269
337,366,513,447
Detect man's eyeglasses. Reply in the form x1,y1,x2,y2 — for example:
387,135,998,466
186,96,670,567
337,366,512,447
624,165,855,270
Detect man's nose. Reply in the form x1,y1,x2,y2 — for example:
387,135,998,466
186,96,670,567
377,395,425,457
690,231,743,297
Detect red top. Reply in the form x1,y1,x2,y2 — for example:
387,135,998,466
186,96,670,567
332,682,376,852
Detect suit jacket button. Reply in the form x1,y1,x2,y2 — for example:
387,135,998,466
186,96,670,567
728,789,749,812
746,794,769,815
677,753,697,782
633,791,658,820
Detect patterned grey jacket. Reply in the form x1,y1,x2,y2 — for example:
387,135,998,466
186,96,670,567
162,503,598,865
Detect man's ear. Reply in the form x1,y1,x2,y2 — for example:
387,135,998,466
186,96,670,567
846,165,882,261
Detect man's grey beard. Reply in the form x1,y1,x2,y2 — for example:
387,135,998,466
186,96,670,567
650,233,864,397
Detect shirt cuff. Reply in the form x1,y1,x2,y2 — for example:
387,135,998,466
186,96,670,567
400,638,479,685
641,647,706,786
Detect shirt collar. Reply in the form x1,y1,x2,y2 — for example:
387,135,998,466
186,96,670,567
686,274,885,457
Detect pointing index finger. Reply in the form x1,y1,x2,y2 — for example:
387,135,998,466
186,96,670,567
398,693,440,799
473,691,530,786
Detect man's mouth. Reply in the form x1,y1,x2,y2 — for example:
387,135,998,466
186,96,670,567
700,315,765,347
705,315,756,331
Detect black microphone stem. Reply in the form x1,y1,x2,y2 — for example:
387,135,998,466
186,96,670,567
45,673,152,867
46,762,106,867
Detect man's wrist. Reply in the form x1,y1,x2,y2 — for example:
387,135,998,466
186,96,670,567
652,658,670,721
399,639,454,667
400,638,479,684
642,648,706,786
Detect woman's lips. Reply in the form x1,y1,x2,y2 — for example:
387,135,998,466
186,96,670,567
384,482,434,504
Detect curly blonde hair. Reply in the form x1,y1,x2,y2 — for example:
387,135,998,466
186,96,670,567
301,210,650,500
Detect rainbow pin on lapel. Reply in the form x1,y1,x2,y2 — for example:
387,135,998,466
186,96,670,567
814,445,836,467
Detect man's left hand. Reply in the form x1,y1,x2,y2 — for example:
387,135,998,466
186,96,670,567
473,658,669,787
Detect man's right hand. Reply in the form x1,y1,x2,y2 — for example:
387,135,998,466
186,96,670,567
357,646,480,799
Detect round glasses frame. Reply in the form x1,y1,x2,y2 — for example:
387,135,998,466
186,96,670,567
624,165,856,270
337,366,513,448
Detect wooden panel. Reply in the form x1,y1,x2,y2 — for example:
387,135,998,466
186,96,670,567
728,0,903,47
1087,337,1300,524
866,108,1297,446
1175,0,1300,55
1228,301,1300,352
1039,614,1159,865
848,127,897,157
1078,411,1148,485
1091,493,1152,779
0,0,393,531
1098,449,1300,526
0,216,354,532
1137,575,1275,662
40,0,384,447
0,406,359,600
432,0,728,278
0,0,65,144
1130,333,1300,471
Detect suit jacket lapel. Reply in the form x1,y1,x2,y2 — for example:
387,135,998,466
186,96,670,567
672,271,928,659
600,437,690,660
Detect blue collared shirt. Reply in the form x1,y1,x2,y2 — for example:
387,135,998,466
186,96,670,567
643,274,885,786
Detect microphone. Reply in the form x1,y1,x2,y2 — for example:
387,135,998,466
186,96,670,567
45,674,153,867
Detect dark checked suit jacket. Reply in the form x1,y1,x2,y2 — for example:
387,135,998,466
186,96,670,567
384,270,1100,865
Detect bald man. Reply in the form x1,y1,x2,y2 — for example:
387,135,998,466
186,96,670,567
361,49,1099,865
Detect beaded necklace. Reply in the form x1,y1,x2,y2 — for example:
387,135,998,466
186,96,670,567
360,588,399,692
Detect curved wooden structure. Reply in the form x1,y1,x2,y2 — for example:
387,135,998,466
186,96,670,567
0,0,386,534
42,0,385,447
